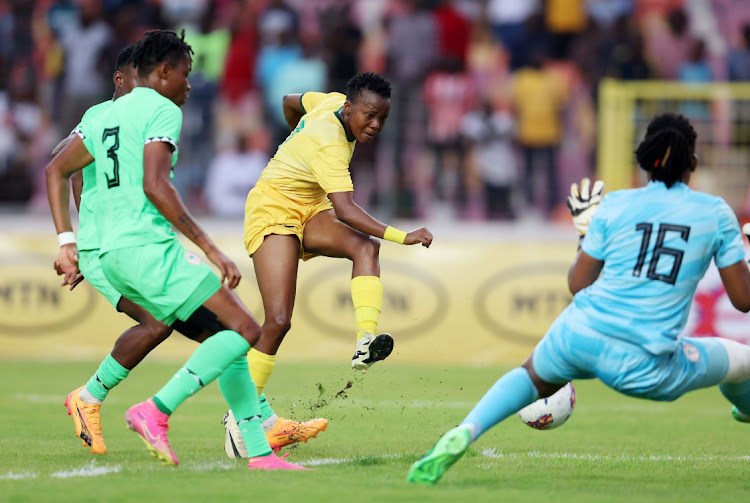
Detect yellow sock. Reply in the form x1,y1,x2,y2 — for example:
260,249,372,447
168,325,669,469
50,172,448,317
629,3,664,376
351,276,383,341
247,348,277,396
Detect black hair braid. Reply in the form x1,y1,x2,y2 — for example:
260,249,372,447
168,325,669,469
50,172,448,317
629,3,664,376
115,43,136,71
634,114,696,188
346,72,391,102
130,29,194,78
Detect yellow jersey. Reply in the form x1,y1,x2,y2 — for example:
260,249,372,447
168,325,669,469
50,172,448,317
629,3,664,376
259,91,355,205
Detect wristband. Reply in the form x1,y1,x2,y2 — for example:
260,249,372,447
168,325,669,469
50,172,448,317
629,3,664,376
383,226,407,244
57,231,76,247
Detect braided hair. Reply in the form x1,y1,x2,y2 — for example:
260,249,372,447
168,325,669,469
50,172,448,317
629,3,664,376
130,29,194,78
634,113,696,188
115,43,136,71
346,72,391,102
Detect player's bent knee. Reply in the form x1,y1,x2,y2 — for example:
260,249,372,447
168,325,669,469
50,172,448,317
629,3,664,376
718,338,750,383
146,322,172,342
264,314,292,338
350,235,380,262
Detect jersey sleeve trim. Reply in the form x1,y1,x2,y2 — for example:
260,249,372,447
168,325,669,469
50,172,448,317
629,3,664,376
300,92,307,114
144,136,177,150
72,127,84,140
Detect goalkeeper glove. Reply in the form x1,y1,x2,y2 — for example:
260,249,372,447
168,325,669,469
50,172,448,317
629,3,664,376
567,177,604,236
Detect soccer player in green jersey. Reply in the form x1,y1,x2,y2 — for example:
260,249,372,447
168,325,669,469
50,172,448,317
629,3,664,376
55,44,325,459
45,30,303,470
51,43,173,457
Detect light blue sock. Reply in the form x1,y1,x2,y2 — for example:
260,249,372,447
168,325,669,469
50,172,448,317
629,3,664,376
720,379,750,416
460,367,540,441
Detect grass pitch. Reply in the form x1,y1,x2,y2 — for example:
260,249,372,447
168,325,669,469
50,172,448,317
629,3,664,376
1,360,748,503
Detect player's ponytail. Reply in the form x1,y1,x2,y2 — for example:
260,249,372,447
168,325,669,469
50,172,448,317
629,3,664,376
635,114,696,188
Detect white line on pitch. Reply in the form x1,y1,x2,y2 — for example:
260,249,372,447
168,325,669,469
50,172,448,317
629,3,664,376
0,471,38,480
50,461,121,478
479,448,750,462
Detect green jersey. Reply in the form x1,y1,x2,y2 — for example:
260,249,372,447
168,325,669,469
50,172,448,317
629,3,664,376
81,87,182,253
72,100,112,251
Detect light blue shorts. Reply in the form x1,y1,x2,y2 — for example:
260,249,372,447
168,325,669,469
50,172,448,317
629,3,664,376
532,309,730,402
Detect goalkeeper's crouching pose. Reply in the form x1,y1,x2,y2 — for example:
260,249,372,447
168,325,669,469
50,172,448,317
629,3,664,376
408,113,750,485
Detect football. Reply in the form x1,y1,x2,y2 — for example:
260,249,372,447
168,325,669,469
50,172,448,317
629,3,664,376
518,382,576,430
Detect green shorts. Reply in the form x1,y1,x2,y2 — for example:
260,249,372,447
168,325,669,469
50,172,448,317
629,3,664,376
78,248,122,308
100,239,221,325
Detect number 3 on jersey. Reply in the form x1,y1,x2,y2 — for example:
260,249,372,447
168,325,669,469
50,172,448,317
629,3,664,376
102,127,120,188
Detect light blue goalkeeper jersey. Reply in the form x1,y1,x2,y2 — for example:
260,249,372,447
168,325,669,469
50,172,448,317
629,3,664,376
574,180,745,355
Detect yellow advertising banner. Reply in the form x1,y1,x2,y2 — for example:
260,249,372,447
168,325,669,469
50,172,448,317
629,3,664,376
4,224,746,364
0,230,577,365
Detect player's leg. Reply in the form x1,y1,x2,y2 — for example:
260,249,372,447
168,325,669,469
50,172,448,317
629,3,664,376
241,235,328,452
302,209,392,371
716,338,750,422
248,234,301,389
66,251,173,455
408,314,590,485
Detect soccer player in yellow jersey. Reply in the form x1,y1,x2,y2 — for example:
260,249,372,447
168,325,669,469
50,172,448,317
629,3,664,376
244,71,433,389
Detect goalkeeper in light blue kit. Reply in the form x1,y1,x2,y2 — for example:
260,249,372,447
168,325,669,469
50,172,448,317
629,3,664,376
408,113,750,485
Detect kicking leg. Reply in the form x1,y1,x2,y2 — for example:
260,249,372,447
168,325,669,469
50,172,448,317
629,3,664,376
303,209,392,371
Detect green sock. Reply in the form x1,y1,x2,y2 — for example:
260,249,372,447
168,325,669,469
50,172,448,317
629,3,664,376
258,392,276,422
218,356,272,458
154,330,250,414
85,354,129,401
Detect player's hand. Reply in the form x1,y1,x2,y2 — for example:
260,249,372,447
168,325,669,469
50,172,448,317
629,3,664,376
55,244,81,286
206,247,242,289
55,258,85,290
404,227,433,248
567,177,604,236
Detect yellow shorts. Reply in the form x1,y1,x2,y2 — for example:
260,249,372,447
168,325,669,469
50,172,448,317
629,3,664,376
244,181,333,261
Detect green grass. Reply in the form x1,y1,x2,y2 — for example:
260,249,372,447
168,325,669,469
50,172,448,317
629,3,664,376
1,360,748,502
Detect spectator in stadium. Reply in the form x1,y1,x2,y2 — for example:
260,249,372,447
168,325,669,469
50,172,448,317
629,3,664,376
383,0,438,217
510,49,567,216
58,0,112,133
545,0,588,60
421,57,476,215
461,99,518,220
204,130,268,218
645,7,695,80
728,24,750,81
408,113,750,485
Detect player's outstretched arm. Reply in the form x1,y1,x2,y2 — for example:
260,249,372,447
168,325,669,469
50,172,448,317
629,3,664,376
282,93,305,130
328,191,433,248
142,141,241,288
45,135,94,284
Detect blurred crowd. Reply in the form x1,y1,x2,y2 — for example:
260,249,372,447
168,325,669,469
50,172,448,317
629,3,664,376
1,0,750,221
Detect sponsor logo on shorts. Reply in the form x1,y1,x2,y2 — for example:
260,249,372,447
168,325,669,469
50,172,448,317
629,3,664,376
683,343,700,362
185,251,201,265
